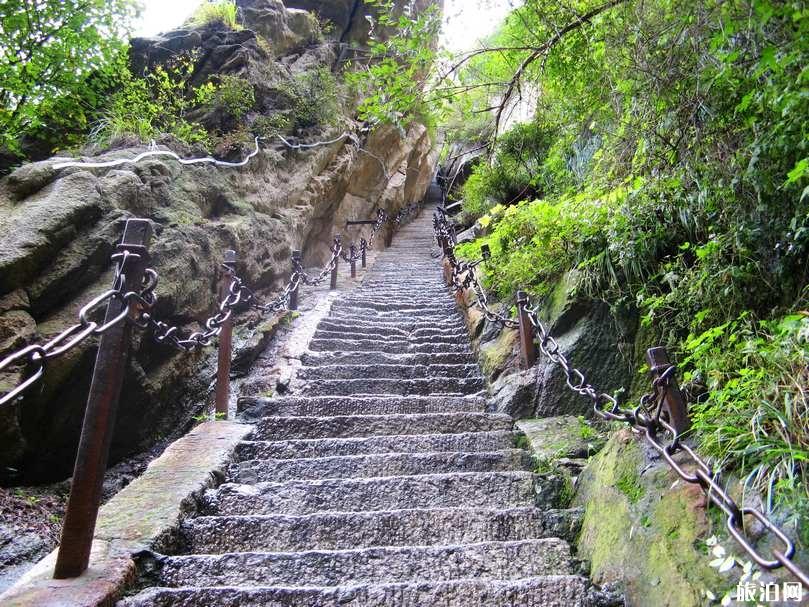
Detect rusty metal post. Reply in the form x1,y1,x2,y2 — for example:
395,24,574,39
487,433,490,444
385,229,393,248
516,290,537,369
54,219,152,579
349,243,357,278
646,347,690,435
214,250,236,420
360,239,367,269
289,250,301,310
330,236,340,290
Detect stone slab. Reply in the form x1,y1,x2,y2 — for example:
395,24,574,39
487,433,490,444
0,421,250,607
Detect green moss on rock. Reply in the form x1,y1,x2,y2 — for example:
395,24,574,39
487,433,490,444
479,327,517,380
575,429,722,606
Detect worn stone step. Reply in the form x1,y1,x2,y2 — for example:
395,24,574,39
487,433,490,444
316,321,466,337
182,507,554,553
329,307,459,319
301,377,484,396
203,471,536,516
229,450,532,483
298,363,482,380
319,316,467,331
238,395,485,419
308,339,472,354
338,299,456,310
119,577,592,607
312,330,465,345
300,351,477,366
235,430,515,460
250,413,512,440
150,540,575,588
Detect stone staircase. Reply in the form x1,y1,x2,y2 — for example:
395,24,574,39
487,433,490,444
120,209,611,606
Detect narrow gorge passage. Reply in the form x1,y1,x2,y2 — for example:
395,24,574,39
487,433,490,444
121,209,602,606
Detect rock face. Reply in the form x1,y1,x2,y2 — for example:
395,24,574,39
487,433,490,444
0,1,438,483
575,430,722,607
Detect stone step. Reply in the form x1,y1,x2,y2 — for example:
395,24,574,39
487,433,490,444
119,576,591,607
301,377,484,396
312,330,465,345
335,300,458,312
329,306,459,318
300,351,477,366
202,471,536,515
332,294,453,303
308,339,472,354
250,413,512,440
235,430,515,460
149,540,575,588
182,507,554,553
319,316,467,331
229,450,532,483
297,363,482,380
316,321,466,336
238,395,485,419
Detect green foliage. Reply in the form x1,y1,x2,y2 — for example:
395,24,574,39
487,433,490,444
0,0,138,158
345,0,441,130
211,75,256,121
91,53,213,147
615,464,644,504
683,314,809,505
460,121,562,216
278,68,340,131
189,0,240,30
448,0,809,513
252,113,293,138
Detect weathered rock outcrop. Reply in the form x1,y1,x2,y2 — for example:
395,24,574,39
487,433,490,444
0,1,438,483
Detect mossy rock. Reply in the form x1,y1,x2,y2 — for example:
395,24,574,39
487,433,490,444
479,327,517,380
516,416,603,461
575,429,722,606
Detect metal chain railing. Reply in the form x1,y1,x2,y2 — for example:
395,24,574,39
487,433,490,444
432,210,808,589
0,249,155,407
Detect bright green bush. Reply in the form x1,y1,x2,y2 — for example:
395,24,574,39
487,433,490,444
189,0,240,30
460,121,562,218
211,75,256,121
288,68,340,130
683,314,809,511
0,0,138,163
91,53,214,147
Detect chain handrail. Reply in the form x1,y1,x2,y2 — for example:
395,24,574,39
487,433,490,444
0,250,155,407
0,201,425,403
432,210,808,589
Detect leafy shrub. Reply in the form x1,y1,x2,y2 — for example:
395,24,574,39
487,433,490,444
287,68,340,130
683,314,809,512
345,0,441,130
189,0,240,30
450,0,809,515
91,53,214,147
211,75,255,121
252,113,293,138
